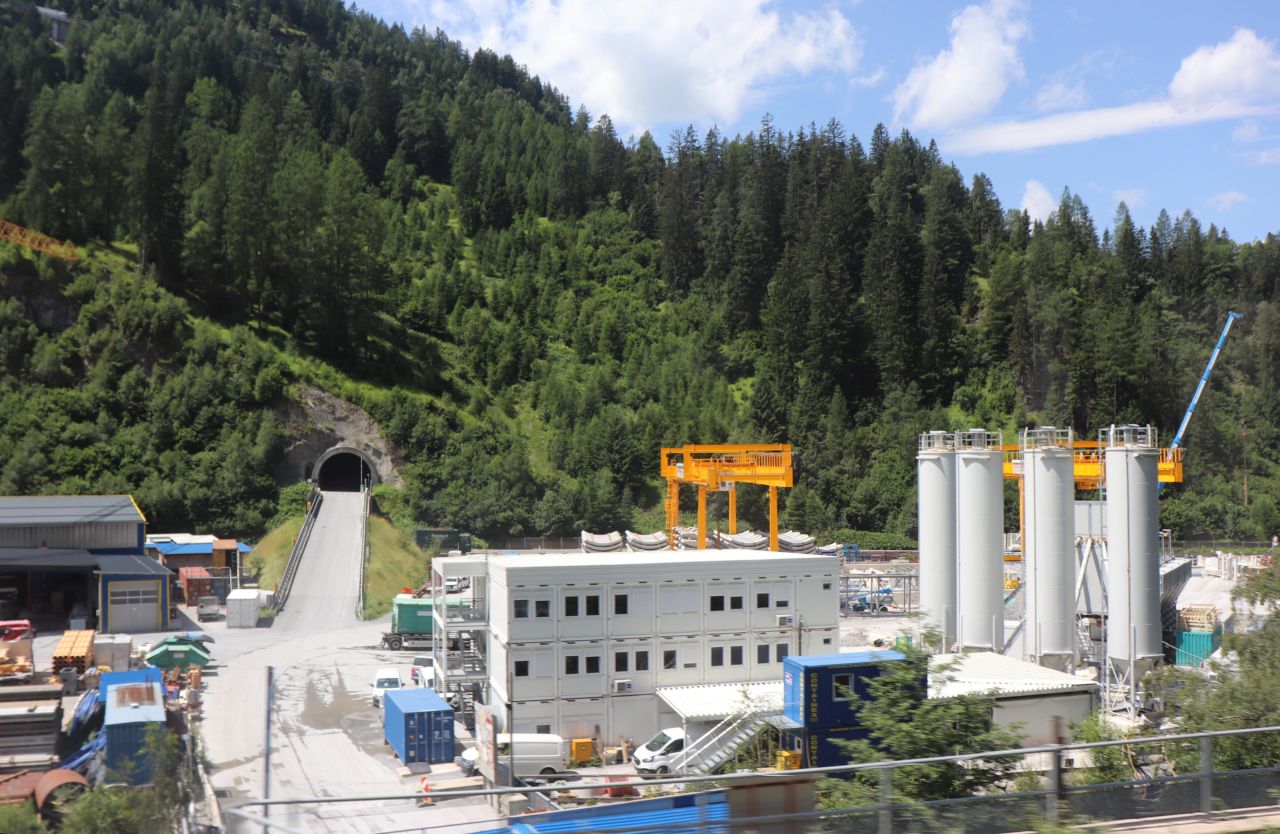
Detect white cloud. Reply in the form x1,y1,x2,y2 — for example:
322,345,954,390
1233,119,1261,142
1113,187,1146,209
1248,147,1280,165
405,0,860,136
850,67,886,88
947,28,1280,154
1020,179,1056,223
892,0,1028,130
1208,190,1249,211
1034,80,1087,113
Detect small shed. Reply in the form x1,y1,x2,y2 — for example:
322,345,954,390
103,680,166,784
782,650,906,729
96,556,172,634
226,589,261,628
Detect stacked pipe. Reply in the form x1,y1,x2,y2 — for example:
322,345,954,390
777,531,817,553
715,530,769,549
580,530,625,553
625,530,670,551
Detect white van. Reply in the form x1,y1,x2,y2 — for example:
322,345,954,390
632,727,686,775
458,733,566,778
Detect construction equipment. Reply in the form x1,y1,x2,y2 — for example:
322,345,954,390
1000,440,1183,489
0,220,78,261
661,444,794,551
1159,310,1243,493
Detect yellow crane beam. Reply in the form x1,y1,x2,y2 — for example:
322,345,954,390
661,444,794,551
1000,441,1183,489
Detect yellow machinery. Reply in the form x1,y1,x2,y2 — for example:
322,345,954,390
0,219,78,260
661,444,794,551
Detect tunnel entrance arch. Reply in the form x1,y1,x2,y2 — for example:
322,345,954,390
313,446,380,492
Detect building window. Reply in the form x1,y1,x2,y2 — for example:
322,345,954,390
776,597,789,608
514,660,530,677
615,593,629,615
514,599,529,619
756,592,770,609
565,656,579,675
663,650,677,670
822,582,832,590
776,643,789,662
710,595,725,612
586,595,600,616
833,672,853,701
536,724,552,734
711,647,724,667
636,651,649,671
535,600,550,618
757,644,770,664
586,656,601,674
730,596,744,610
823,637,833,645
565,596,579,617
731,646,744,665
615,652,629,672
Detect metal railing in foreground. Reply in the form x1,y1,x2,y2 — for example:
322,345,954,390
273,485,322,613
226,723,1280,834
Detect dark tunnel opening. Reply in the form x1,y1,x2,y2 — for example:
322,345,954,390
317,452,371,492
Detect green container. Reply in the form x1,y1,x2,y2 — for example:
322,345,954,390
1175,628,1221,667
391,595,434,635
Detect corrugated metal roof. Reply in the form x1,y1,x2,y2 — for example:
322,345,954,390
0,495,144,527
656,681,783,720
931,652,1098,698
152,541,213,556
0,547,97,569
104,680,165,725
96,555,171,576
787,649,906,669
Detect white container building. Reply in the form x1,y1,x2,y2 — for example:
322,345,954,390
432,549,839,745
917,431,958,649
225,589,261,628
956,430,1005,652
1022,428,1076,671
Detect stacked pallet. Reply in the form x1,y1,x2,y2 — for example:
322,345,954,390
1177,604,1219,632
51,630,95,674
0,685,63,774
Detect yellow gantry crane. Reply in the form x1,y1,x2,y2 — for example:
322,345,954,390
661,444,794,551
0,219,79,261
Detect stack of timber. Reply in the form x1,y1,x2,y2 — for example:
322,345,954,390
625,530,669,551
777,531,817,553
0,637,34,684
0,685,63,773
51,631,94,674
1177,604,1219,632
580,531,625,553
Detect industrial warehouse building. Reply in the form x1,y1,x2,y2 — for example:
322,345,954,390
0,495,170,632
432,549,840,744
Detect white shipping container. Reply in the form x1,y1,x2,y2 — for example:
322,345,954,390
93,634,133,671
226,589,262,628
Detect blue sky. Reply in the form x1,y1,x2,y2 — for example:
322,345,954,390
355,0,1280,241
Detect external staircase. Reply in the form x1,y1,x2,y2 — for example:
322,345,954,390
668,699,779,775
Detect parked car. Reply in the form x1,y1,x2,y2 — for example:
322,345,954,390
443,576,470,594
410,654,434,686
196,596,220,622
458,733,565,777
371,667,403,707
632,727,686,775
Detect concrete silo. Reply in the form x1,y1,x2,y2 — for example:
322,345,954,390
1022,427,1076,671
956,430,1005,652
917,431,957,648
1104,425,1162,680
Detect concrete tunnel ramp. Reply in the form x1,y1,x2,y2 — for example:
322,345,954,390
313,446,379,492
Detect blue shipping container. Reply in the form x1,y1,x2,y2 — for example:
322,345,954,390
1175,628,1221,667
782,651,905,729
103,680,167,784
384,687,454,764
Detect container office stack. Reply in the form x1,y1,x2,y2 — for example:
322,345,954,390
383,688,454,765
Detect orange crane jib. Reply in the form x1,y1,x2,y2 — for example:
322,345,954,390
999,441,1183,489
661,444,795,551
0,219,79,261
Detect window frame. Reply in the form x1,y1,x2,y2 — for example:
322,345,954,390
614,593,630,615
565,655,580,675
513,599,529,619
564,595,579,617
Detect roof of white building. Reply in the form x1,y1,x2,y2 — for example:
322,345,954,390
656,680,784,721
931,652,1098,699
478,548,837,575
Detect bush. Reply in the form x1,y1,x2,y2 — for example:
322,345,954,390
826,529,918,550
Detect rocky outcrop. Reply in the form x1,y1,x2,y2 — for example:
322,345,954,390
276,385,403,487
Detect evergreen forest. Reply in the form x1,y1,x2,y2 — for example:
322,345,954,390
3,0,1280,544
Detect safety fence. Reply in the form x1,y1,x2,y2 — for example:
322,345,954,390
272,485,322,614
225,723,1280,833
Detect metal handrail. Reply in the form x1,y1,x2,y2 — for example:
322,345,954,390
273,486,322,613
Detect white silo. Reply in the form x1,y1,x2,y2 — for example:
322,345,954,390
1104,425,1162,679
1022,427,1076,671
918,431,957,648
956,429,1005,652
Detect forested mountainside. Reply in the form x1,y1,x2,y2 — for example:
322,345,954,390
2,0,1279,542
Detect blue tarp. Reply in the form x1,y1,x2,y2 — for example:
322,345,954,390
477,791,729,834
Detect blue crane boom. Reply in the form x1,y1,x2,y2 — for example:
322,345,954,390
1159,310,1243,493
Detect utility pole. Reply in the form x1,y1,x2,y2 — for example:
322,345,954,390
506,661,516,787
264,666,274,831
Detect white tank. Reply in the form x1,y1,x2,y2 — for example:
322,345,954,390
918,431,957,647
956,429,1004,652
1022,427,1076,670
1104,425,1162,676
